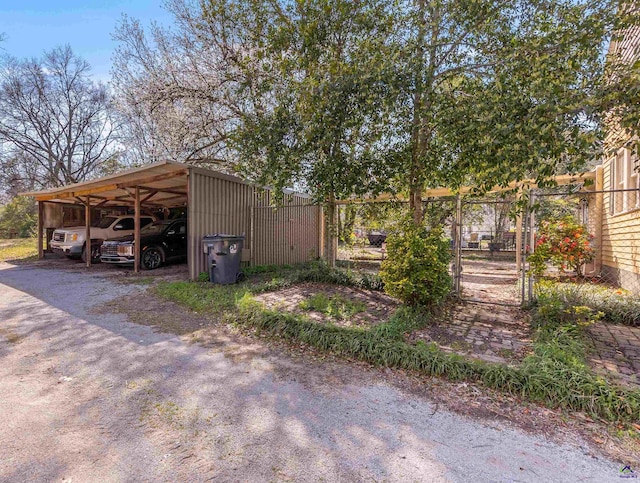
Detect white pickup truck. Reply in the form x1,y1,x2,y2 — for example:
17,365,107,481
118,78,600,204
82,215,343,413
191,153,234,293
50,215,155,262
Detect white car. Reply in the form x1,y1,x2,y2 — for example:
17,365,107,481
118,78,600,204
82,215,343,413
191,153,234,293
50,215,155,262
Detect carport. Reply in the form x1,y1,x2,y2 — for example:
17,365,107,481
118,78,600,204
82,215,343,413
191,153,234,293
21,161,321,278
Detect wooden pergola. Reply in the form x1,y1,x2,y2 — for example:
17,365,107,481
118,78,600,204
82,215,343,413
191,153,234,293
21,161,188,272
334,171,598,271
334,172,596,205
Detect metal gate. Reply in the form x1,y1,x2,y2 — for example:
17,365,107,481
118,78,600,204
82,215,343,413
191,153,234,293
451,194,534,306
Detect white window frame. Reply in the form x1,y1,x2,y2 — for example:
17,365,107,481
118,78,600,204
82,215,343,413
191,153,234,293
611,147,640,215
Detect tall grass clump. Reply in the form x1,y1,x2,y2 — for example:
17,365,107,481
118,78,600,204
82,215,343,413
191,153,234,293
535,280,640,327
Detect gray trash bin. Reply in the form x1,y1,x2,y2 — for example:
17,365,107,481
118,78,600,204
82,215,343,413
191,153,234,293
202,234,245,284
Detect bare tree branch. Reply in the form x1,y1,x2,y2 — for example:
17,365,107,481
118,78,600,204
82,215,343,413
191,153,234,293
0,45,120,190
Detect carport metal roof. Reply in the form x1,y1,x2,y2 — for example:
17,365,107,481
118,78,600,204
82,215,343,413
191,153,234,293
20,161,189,208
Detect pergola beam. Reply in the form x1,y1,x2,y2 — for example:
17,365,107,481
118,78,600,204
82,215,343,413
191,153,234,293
335,172,597,205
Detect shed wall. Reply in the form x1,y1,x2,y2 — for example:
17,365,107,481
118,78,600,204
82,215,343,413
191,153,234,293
188,169,320,280
252,190,321,266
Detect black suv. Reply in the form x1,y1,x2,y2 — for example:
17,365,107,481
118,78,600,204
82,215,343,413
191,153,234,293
100,219,187,270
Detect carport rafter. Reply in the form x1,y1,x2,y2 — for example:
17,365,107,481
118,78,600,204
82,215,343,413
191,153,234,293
138,186,187,196
31,169,188,203
141,190,159,203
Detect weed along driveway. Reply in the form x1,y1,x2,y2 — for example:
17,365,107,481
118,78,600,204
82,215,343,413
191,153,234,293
0,262,630,482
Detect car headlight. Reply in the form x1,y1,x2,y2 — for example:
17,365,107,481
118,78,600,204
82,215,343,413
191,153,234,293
117,245,134,256
70,233,78,241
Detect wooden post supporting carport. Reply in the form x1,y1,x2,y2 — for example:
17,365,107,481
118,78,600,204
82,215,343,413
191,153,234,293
85,196,91,267
37,201,44,259
134,186,141,273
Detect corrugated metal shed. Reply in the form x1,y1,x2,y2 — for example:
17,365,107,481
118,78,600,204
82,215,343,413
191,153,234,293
22,161,321,279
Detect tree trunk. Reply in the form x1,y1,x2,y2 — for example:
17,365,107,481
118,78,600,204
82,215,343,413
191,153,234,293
408,0,428,227
409,186,423,225
323,198,338,267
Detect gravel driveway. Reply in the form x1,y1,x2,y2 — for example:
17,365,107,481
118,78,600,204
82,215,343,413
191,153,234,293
0,262,624,482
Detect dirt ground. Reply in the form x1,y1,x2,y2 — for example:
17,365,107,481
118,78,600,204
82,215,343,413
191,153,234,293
1,259,639,481
97,272,640,467
20,251,189,280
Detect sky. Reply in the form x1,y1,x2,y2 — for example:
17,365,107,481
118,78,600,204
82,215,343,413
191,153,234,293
0,0,173,82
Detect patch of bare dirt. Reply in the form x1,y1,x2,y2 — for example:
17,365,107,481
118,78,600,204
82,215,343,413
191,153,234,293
92,289,274,364
253,282,398,328
17,256,188,282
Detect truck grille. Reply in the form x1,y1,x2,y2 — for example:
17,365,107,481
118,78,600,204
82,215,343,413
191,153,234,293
53,232,65,242
101,244,118,256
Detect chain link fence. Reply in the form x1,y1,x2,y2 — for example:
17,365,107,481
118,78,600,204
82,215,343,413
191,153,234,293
336,186,640,305
531,187,640,295
336,199,458,273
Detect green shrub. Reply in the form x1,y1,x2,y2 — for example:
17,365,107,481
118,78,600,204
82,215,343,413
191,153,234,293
0,196,37,238
197,271,210,282
291,260,385,291
380,223,451,306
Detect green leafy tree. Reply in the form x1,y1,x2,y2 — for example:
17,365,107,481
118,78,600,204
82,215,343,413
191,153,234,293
387,0,628,224
0,196,37,238
338,204,357,244
227,0,397,262
598,4,640,153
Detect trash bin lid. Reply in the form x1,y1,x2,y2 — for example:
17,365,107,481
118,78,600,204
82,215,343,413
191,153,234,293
202,233,245,240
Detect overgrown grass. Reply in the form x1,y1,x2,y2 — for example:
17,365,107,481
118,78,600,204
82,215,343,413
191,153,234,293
155,263,640,422
0,238,38,262
536,280,640,327
241,261,385,291
299,293,366,320
154,281,250,313
289,261,384,291
235,295,640,421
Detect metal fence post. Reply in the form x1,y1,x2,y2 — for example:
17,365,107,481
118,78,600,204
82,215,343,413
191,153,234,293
453,195,463,296
520,196,528,305
527,190,535,302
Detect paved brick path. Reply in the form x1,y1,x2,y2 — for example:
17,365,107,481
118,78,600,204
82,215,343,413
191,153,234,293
412,257,532,365
586,323,640,387
410,302,532,364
